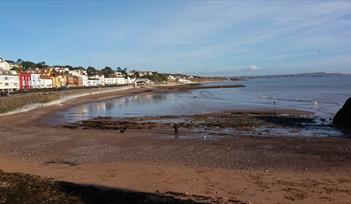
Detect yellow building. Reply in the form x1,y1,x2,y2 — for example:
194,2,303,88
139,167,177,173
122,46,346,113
51,75,66,88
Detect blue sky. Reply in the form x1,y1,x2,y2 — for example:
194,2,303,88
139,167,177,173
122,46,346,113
1,1,351,76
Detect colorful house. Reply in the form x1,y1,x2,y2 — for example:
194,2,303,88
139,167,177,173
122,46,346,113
51,75,66,88
19,72,32,90
66,75,82,87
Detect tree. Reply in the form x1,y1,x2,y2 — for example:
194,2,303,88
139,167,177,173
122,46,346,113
148,72,168,83
64,65,73,69
87,66,97,76
72,66,85,71
37,61,47,69
101,66,114,78
116,67,128,78
16,59,24,64
21,61,37,70
10,66,19,72
133,71,140,79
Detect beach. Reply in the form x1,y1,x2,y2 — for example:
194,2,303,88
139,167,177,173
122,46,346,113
0,86,351,203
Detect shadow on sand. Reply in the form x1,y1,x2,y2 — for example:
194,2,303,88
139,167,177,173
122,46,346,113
1,170,250,204
55,182,199,204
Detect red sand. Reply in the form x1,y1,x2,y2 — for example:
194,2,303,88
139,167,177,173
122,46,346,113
0,87,350,203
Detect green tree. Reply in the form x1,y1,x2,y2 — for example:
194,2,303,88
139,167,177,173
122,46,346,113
87,66,97,76
21,61,37,70
37,61,47,69
64,65,73,69
101,66,114,77
133,71,140,79
72,66,85,71
116,67,128,78
16,59,24,64
147,72,168,83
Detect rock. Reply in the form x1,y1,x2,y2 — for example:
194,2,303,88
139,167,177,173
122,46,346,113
333,97,351,128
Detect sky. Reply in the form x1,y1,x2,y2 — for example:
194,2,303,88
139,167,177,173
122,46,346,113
1,1,351,76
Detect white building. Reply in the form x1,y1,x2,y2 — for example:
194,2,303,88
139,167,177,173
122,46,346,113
87,79,101,87
31,73,41,89
6,61,19,70
30,73,53,88
104,77,120,85
126,77,135,84
54,67,69,73
68,70,87,77
0,70,19,94
104,77,133,85
40,75,53,88
135,78,151,84
168,75,175,81
178,78,191,83
88,74,105,86
138,71,153,77
0,58,11,71
81,75,88,87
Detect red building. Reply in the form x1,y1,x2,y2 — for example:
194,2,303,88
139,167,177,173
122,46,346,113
19,72,32,89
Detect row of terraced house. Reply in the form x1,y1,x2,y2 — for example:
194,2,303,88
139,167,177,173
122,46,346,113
0,58,136,95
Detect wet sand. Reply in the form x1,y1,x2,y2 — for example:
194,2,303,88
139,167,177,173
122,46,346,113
0,87,351,203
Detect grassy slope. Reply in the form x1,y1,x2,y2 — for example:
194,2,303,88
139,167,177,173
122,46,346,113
0,93,60,114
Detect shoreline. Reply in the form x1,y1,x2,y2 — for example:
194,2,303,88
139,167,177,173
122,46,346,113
0,84,350,203
0,85,134,117
0,81,236,118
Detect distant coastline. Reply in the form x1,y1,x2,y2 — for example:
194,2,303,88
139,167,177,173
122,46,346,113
229,72,351,80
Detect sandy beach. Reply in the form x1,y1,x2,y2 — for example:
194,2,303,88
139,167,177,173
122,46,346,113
1,86,351,203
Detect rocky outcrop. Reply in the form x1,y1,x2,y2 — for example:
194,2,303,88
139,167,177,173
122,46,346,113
333,97,351,128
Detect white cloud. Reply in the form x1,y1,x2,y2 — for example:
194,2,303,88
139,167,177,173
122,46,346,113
247,65,262,71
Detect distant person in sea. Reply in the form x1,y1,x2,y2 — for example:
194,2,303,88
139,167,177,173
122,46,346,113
120,126,127,133
173,122,179,138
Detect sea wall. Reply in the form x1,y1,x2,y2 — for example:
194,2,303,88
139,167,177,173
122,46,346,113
0,85,132,116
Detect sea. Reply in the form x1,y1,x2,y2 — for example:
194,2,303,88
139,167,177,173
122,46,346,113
58,76,351,124
49,76,351,137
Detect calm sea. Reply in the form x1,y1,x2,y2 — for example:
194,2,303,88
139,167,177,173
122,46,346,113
58,76,351,123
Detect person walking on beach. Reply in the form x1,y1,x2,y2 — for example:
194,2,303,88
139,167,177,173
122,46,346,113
173,122,179,138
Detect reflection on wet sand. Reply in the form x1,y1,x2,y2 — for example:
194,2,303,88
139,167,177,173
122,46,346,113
58,78,351,137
